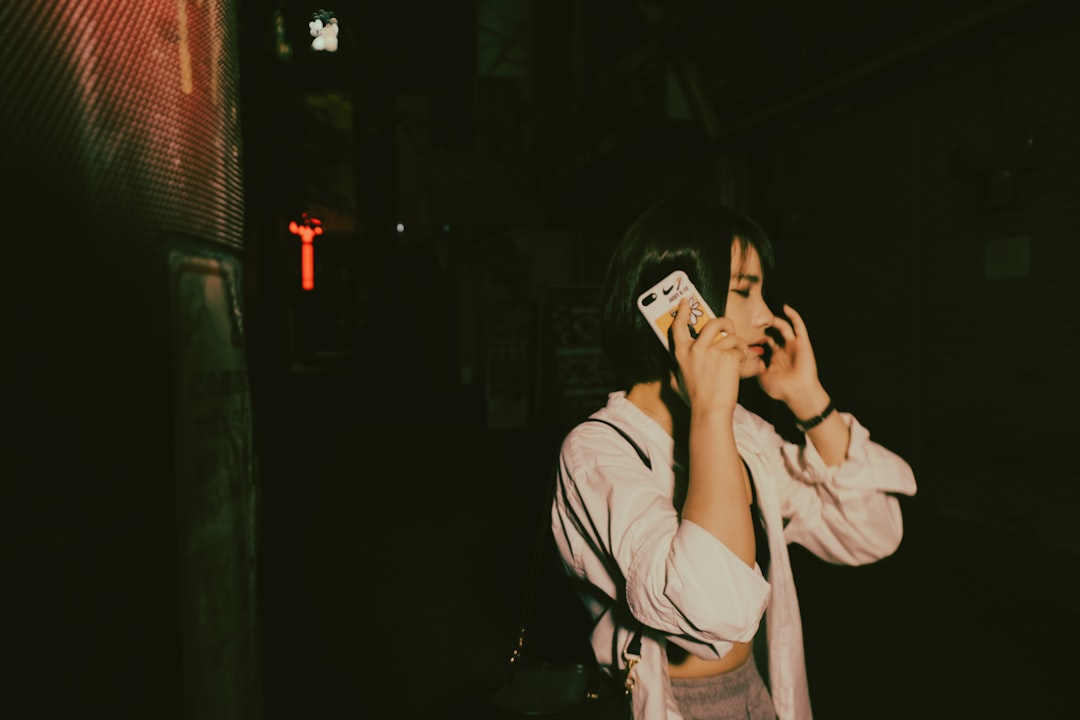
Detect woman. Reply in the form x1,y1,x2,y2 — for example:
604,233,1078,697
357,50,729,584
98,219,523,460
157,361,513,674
550,198,917,719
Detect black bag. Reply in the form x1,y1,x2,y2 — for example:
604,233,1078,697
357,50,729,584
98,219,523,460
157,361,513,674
486,659,634,719
486,419,648,720
485,561,643,720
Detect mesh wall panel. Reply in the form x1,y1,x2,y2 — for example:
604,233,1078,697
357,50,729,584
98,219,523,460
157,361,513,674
0,2,256,717
0,0,245,247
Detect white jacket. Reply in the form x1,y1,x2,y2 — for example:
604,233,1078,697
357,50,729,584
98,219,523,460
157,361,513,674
551,391,917,719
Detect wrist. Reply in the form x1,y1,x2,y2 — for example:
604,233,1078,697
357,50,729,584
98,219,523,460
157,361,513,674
691,405,736,427
784,384,831,421
792,398,836,433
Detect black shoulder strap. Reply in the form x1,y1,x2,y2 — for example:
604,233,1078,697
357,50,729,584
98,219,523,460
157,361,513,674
579,418,647,659
512,417,648,665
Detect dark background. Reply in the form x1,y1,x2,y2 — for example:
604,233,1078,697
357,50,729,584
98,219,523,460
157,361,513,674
3,1,1078,718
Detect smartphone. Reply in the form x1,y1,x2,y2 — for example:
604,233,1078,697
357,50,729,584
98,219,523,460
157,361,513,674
636,270,715,351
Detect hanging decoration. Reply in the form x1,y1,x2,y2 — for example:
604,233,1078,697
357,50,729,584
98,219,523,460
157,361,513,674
309,9,339,53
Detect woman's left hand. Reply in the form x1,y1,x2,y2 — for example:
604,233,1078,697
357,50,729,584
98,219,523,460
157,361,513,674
757,304,824,407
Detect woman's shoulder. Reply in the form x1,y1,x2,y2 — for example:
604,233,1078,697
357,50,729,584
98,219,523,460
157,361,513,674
561,400,658,471
565,392,644,438
562,412,641,455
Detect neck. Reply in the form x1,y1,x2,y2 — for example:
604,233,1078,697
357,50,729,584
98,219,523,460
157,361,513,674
627,380,680,437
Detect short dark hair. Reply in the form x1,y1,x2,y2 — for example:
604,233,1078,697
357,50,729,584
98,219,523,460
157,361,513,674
601,197,776,389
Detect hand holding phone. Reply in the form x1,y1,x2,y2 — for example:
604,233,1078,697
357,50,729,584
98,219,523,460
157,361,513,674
636,270,716,351
652,273,745,415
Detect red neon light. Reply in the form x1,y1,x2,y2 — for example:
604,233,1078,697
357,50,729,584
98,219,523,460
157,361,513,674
288,213,323,291
301,244,314,290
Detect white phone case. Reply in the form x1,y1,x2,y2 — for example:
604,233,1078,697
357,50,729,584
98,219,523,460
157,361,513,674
636,270,715,351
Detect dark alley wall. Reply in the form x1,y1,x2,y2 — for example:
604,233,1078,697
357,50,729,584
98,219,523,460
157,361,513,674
3,1,258,718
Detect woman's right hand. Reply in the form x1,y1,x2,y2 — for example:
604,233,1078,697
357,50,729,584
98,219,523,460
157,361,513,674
669,298,746,415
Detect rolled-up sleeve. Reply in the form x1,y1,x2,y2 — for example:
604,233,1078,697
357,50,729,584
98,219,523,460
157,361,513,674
774,413,918,565
554,426,771,660
629,518,770,651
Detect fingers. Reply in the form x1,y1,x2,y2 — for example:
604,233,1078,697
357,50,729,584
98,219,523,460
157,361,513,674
769,305,799,344
698,315,736,344
765,304,818,376
672,301,734,347
782,304,810,338
669,299,693,352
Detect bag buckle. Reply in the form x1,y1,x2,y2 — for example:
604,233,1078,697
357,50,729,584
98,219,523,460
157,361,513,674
622,651,641,694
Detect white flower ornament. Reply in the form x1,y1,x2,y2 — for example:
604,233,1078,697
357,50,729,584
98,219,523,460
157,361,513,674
309,11,339,52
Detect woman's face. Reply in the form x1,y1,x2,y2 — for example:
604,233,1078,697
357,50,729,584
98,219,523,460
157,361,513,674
725,242,775,378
